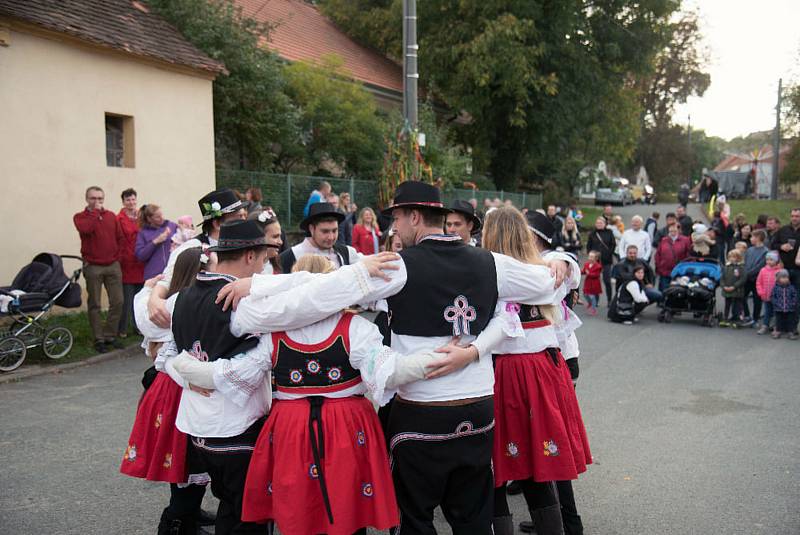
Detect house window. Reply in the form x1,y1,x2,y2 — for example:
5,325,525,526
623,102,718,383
105,113,135,168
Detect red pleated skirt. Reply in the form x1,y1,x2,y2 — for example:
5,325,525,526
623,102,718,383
119,372,188,483
242,396,399,535
492,350,592,485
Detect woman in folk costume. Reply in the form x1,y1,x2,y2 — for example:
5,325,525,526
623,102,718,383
482,208,592,535
121,246,214,534
170,254,454,535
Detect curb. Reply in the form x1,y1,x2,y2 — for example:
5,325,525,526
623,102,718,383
0,344,143,385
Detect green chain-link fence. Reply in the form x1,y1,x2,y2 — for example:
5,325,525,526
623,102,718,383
216,169,542,229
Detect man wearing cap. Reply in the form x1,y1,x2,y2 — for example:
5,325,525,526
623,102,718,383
279,202,359,273
446,199,482,245
147,189,247,327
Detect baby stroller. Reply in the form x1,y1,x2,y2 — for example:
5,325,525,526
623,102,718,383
0,254,83,371
659,257,721,327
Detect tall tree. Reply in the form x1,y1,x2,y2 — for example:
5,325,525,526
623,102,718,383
147,0,301,170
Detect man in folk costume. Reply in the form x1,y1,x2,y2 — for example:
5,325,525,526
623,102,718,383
210,182,576,534
147,188,247,328
279,202,360,273
158,220,276,535
445,199,482,246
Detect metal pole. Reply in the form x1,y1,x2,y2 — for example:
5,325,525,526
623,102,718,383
771,78,782,200
402,0,418,129
687,114,692,186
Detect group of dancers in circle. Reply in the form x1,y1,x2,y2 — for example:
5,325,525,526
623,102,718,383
120,182,591,535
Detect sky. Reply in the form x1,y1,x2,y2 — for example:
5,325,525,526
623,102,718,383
673,0,800,141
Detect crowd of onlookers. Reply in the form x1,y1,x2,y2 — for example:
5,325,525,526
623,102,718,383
567,199,800,339
73,181,800,353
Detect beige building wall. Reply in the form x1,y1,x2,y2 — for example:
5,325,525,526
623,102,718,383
0,28,216,283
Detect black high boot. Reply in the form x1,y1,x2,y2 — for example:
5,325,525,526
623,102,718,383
493,515,514,535
157,509,198,535
530,504,565,535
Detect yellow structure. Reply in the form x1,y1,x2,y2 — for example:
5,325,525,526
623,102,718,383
0,2,224,283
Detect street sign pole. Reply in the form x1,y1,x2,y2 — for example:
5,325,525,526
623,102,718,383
403,0,418,129
771,78,782,200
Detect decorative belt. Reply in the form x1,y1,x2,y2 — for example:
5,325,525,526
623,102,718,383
395,394,493,407
521,319,551,329
308,396,334,524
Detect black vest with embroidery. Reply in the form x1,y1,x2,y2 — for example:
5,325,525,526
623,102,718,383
387,237,498,337
172,274,258,361
516,304,550,328
279,244,351,274
271,314,361,395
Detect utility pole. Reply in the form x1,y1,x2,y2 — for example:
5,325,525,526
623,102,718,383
687,114,692,186
770,78,782,200
402,0,418,129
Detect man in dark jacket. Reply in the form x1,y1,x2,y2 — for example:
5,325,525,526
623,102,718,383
652,212,677,248
613,245,662,304
586,216,616,304
770,208,800,334
675,205,693,237
73,186,124,353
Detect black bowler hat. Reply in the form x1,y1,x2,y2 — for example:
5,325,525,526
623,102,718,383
381,181,449,216
448,199,482,234
207,220,268,252
300,202,345,232
526,211,554,245
198,188,246,223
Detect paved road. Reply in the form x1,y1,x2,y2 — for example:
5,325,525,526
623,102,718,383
2,237,798,534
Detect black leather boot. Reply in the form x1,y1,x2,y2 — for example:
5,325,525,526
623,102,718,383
157,509,198,535
530,504,564,535
493,515,514,535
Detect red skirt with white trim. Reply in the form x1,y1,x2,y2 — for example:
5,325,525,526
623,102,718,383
242,396,399,535
119,372,188,483
492,350,592,485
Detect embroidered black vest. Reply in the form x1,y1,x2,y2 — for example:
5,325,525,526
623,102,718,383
172,273,259,361
514,303,551,329
387,236,498,337
271,313,361,395
279,243,352,274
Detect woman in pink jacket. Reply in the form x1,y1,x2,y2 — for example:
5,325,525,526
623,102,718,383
755,251,782,334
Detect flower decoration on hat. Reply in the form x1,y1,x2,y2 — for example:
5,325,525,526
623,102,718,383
202,202,223,220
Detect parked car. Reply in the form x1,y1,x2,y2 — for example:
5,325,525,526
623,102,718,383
595,178,634,206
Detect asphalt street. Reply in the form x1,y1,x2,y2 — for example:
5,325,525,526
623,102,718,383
1,203,798,534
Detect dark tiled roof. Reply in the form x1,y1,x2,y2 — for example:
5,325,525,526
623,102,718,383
0,0,226,75
236,0,402,93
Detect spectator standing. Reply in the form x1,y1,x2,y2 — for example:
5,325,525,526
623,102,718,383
586,216,616,303
618,215,652,261
756,251,782,335
116,188,144,338
734,224,752,246
581,251,603,315
602,204,615,226
753,214,768,231
770,269,798,339
555,216,582,255
135,204,177,280
654,224,692,291
546,204,564,238
327,193,353,246
698,174,718,204
245,187,263,215
352,207,383,255
720,249,747,326
743,230,769,326
644,212,659,243
765,216,781,248
652,212,678,248
303,180,331,217
676,205,693,237
770,208,800,292
73,186,124,353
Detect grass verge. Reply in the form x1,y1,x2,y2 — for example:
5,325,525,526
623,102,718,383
725,199,799,225
1,310,142,366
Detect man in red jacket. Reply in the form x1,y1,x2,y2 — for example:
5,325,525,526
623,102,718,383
73,186,124,352
654,223,692,291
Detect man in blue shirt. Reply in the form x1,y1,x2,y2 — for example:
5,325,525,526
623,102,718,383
303,180,331,217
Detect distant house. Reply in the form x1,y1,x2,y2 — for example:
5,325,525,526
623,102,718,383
0,0,225,282
713,144,796,198
236,0,403,110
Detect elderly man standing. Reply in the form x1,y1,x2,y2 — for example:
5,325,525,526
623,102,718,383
73,186,124,353
618,215,652,262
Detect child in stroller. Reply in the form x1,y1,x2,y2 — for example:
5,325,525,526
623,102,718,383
660,256,721,326
0,253,83,371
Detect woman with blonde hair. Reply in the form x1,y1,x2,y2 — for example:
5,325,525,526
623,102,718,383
352,207,382,255
482,207,591,535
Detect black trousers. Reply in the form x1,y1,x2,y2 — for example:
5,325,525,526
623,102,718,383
119,282,142,335
190,419,270,535
743,279,762,321
601,264,613,305
388,398,495,535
